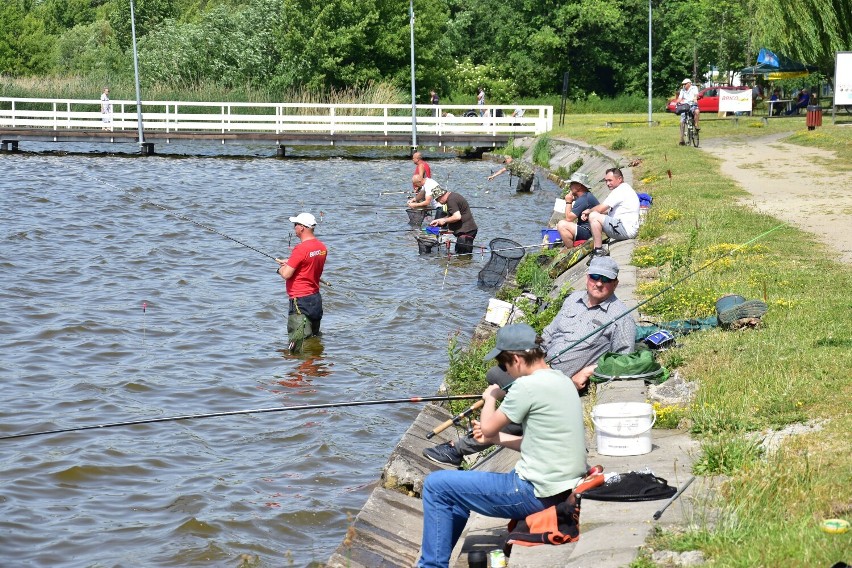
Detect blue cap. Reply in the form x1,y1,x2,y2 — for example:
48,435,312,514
484,323,538,360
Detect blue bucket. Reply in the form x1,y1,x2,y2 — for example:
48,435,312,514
425,226,441,236
541,228,561,246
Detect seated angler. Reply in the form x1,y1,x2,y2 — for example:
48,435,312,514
556,172,599,249
423,257,635,467
417,323,588,568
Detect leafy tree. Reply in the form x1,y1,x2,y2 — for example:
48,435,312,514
55,20,127,77
0,1,55,76
107,0,179,50
749,0,852,74
36,0,97,35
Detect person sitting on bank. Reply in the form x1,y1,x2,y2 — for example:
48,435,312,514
786,88,810,115
555,172,599,248
584,167,640,258
422,257,635,467
428,185,478,255
417,323,588,568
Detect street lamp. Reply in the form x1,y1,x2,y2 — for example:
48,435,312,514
409,0,417,151
647,0,653,125
130,0,145,147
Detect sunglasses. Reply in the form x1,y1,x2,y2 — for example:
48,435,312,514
589,273,615,283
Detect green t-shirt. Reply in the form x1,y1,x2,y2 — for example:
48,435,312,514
498,368,587,497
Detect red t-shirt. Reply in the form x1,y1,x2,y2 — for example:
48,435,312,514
415,160,432,180
286,238,327,298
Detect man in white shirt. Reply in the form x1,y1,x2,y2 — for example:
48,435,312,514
582,168,640,257
676,78,700,145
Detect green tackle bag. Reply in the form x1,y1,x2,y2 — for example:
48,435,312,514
591,350,667,384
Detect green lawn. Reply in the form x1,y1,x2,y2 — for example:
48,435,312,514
547,115,851,567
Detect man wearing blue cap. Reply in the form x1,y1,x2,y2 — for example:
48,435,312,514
423,256,635,467
417,323,587,568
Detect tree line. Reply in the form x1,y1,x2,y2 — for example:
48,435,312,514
1,0,849,101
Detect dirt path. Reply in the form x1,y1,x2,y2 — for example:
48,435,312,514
700,132,852,264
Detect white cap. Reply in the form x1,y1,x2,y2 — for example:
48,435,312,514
288,212,317,227
682,78,692,84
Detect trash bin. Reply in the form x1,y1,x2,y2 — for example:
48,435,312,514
806,105,822,130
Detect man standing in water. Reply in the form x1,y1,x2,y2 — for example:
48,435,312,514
428,186,478,255
275,212,327,351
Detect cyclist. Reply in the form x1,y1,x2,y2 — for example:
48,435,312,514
676,78,700,145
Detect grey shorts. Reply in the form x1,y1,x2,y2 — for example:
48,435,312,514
602,216,628,241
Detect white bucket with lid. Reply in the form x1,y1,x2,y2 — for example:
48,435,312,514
591,402,656,456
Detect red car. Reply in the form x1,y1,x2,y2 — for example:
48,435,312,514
666,86,751,113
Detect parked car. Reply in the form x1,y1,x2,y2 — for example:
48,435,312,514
666,86,751,113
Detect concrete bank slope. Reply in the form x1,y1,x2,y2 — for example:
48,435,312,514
327,139,696,567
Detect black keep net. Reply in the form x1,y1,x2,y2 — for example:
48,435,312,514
406,208,430,226
478,238,525,287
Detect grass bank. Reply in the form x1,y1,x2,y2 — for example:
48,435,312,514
553,116,851,567
446,114,851,566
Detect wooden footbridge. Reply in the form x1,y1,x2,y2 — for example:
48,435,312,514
0,97,552,155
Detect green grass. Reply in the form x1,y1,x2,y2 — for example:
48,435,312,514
547,114,851,567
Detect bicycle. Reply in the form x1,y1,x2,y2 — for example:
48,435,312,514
683,108,699,147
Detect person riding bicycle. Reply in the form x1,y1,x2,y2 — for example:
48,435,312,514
676,78,700,146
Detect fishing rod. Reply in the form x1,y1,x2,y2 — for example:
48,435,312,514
62,164,334,285
545,223,785,366
0,395,483,441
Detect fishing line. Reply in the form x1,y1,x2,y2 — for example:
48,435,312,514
544,223,785,366
0,395,482,441
62,163,282,262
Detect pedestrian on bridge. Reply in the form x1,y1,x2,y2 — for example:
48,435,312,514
100,87,112,131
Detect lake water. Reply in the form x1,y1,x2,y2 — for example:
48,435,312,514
0,143,558,567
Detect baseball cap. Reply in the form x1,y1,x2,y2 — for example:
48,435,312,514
484,323,538,361
568,172,590,188
587,256,619,280
682,78,692,84
288,212,317,227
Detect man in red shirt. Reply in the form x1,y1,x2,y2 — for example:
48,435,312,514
412,151,431,183
275,213,327,350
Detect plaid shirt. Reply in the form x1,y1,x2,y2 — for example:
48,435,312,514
542,290,635,377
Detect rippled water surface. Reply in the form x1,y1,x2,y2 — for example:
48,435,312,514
0,145,557,566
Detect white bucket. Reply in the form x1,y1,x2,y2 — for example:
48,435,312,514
484,299,513,327
591,402,656,456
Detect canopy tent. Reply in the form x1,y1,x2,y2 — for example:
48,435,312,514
741,48,819,80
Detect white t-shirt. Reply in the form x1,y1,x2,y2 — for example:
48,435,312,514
603,182,641,237
679,85,699,104
418,178,441,209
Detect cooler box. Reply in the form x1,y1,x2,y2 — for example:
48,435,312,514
541,228,562,247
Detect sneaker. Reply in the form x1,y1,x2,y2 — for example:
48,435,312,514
679,140,686,146
422,442,463,467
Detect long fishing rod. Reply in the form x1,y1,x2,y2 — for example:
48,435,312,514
62,164,336,285
0,395,483,441
545,223,784,366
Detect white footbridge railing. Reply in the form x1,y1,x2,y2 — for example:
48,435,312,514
0,98,552,138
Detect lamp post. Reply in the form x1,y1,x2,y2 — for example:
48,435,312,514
130,0,145,147
647,0,653,125
409,0,417,151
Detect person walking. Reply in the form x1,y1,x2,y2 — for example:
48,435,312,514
275,212,327,351
100,87,112,131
